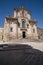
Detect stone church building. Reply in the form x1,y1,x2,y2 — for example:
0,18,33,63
0,7,43,42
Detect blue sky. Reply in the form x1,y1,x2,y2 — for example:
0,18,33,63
0,0,43,28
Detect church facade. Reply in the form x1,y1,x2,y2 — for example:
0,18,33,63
0,7,39,42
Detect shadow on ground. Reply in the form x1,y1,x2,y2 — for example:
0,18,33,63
0,44,43,65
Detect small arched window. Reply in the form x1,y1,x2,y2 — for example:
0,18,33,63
27,24,29,28
33,29,35,33
2,35,3,40
17,22,20,27
10,27,13,32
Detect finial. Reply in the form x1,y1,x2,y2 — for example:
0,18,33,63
22,6,24,8
21,6,25,9
14,8,16,10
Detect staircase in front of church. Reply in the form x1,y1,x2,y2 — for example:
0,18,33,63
9,38,42,43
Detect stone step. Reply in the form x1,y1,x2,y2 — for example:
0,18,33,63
9,38,42,43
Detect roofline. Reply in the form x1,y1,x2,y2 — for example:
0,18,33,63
37,27,43,30
14,6,31,15
6,17,17,20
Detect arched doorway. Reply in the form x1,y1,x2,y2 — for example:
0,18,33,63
22,32,26,38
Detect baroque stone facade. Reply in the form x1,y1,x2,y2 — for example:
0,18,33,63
0,7,42,42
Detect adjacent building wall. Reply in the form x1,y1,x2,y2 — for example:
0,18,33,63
0,28,4,41
37,28,43,39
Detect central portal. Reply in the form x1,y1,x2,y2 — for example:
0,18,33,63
22,32,26,38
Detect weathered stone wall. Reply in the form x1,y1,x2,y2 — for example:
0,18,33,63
37,28,43,39
3,18,10,41
0,24,43,42
18,17,38,39
3,18,18,41
0,28,3,41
